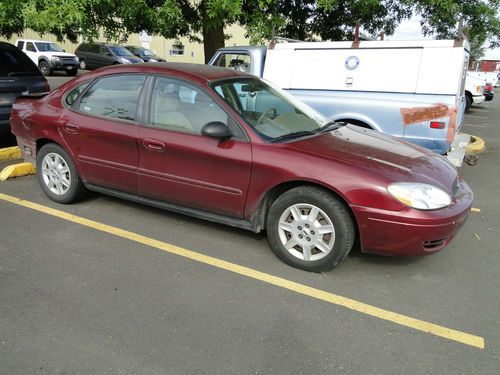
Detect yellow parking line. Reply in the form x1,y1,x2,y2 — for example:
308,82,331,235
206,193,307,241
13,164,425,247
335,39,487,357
471,208,481,213
0,192,485,350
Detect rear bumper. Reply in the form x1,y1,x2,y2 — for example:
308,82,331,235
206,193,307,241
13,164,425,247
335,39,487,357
352,180,473,256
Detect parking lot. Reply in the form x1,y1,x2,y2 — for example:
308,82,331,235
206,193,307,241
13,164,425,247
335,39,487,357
0,75,499,373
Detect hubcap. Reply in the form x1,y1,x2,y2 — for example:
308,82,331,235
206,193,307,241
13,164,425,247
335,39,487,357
278,203,335,261
41,153,71,196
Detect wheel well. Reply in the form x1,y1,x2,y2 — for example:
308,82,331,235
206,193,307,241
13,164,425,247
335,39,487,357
38,58,49,64
336,118,373,129
258,181,359,240
36,138,57,153
465,91,472,99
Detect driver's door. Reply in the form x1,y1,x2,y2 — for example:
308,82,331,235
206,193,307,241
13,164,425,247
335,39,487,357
138,76,252,218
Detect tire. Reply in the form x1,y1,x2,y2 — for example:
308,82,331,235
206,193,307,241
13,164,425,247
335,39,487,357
38,61,51,76
79,59,87,70
66,69,78,76
266,186,355,272
465,94,472,113
36,143,87,204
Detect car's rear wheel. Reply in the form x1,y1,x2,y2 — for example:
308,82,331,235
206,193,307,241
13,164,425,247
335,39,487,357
38,61,51,76
37,144,87,204
79,59,87,70
266,186,355,272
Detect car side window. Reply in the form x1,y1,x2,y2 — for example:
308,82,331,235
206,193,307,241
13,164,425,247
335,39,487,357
78,75,146,122
26,42,36,52
149,77,228,134
17,41,24,49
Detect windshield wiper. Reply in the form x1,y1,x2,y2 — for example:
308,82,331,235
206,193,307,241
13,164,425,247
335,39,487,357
269,130,317,143
319,121,348,133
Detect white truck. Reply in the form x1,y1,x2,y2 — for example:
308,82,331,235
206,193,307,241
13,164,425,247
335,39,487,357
464,73,486,111
209,39,471,166
15,39,80,76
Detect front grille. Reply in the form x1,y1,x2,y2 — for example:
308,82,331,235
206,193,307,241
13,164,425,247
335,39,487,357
56,56,76,64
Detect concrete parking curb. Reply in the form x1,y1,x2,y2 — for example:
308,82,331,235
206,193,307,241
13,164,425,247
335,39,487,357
0,146,21,162
0,162,36,181
466,135,485,154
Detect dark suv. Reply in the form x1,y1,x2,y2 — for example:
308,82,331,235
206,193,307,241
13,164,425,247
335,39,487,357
0,42,49,134
75,43,143,70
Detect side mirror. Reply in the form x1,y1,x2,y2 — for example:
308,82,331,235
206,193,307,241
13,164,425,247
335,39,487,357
201,122,232,140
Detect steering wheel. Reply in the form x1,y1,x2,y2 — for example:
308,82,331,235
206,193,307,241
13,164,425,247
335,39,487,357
255,108,277,126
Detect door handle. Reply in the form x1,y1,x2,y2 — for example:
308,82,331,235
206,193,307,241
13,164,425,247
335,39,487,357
143,139,165,152
63,124,79,134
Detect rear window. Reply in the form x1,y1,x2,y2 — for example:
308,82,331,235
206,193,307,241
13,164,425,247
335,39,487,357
0,48,41,77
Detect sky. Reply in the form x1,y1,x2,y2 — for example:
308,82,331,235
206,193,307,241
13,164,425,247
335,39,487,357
387,17,500,60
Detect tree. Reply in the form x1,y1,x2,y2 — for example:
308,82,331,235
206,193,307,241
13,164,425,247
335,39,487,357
1,0,499,62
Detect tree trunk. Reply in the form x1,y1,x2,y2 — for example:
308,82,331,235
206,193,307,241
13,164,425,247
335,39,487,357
203,20,225,63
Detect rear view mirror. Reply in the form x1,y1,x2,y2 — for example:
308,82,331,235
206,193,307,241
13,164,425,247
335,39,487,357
201,122,232,139
241,83,264,92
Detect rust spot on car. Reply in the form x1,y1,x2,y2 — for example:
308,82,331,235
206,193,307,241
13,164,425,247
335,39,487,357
400,104,449,126
447,107,457,142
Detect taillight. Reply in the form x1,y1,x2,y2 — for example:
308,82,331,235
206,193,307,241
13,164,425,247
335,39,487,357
485,84,492,93
430,121,445,129
44,78,50,92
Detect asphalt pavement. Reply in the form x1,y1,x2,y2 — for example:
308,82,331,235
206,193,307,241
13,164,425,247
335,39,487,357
0,82,499,374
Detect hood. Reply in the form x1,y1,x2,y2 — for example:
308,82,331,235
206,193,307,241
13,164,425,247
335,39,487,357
287,125,459,193
46,52,77,58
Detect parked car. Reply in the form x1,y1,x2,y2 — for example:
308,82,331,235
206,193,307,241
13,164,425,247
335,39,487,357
75,42,143,70
15,39,79,76
484,82,495,102
124,45,166,62
0,41,49,134
10,63,473,272
464,74,486,112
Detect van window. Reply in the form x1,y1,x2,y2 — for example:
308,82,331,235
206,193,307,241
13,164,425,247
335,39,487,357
0,48,41,76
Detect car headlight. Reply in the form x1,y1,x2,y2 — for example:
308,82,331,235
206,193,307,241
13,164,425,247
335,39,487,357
51,56,61,62
74,56,79,62
119,57,131,63
388,183,452,210
148,58,157,62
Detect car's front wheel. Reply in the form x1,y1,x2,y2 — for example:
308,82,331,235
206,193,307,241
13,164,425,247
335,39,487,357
79,59,87,70
36,143,87,204
38,61,51,76
266,186,355,272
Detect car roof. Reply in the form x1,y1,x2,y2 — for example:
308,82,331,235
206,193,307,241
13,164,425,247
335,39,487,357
78,62,253,84
16,39,53,43
0,41,16,49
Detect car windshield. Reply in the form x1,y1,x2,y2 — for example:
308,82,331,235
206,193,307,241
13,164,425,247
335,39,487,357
139,48,155,56
211,78,329,142
109,46,135,56
35,42,64,52
0,49,41,76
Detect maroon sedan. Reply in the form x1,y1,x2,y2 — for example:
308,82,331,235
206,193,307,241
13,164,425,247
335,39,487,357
11,63,473,272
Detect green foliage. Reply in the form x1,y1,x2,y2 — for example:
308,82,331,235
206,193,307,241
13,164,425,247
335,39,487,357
0,0,498,57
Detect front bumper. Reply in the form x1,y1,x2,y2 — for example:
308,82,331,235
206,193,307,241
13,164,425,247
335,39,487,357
48,59,79,72
352,180,473,256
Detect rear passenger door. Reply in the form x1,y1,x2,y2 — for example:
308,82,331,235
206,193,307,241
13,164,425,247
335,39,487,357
138,76,252,218
60,74,146,193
